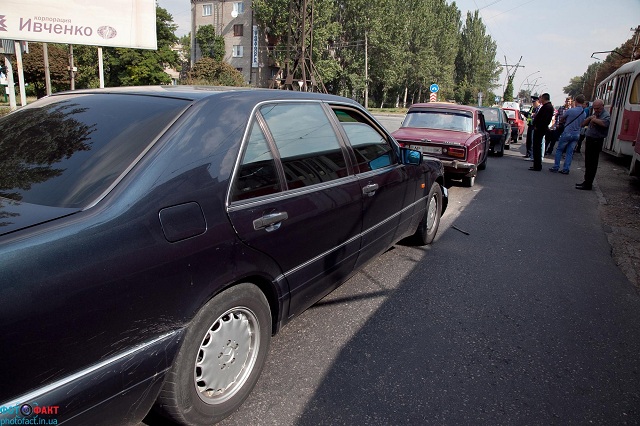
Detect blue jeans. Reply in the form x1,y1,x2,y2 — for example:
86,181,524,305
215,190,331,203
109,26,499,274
553,132,580,171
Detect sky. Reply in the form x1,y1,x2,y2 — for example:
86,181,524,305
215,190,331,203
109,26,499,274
157,0,640,105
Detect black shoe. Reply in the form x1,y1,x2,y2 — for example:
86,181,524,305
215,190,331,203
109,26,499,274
575,183,592,190
559,169,570,175
528,166,541,171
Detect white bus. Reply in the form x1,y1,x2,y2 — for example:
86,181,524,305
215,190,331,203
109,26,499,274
595,59,640,165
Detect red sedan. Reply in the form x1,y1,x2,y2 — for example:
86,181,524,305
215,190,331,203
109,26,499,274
503,107,526,143
392,103,490,187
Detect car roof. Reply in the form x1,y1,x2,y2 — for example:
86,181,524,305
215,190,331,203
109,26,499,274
49,85,360,105
408,102,479,113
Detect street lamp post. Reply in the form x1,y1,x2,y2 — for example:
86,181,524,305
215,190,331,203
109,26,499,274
518,70,540,95
530,79,544,95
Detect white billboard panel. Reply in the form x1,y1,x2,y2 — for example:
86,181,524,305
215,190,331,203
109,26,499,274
0,0,157,49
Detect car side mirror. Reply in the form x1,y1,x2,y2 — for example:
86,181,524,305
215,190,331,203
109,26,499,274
400,148,422,165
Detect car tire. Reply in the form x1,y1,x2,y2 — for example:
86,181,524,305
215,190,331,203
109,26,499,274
478,154,487,170
154,284,272,425
462,175,475,187
412,182,443,245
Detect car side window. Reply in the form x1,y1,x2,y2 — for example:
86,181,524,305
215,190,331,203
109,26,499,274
260,103,348,189
230,121,282,202
477,113,486,132
332,109,396,172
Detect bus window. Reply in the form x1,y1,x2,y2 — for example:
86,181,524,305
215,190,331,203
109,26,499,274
630,74,640,104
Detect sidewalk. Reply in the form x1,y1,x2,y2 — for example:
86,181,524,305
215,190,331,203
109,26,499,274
528,140,640,289
584,151,640,289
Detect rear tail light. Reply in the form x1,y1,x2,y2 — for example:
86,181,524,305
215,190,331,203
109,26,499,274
443,147,465,158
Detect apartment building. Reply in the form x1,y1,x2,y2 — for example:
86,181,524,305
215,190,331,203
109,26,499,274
190,0,273,87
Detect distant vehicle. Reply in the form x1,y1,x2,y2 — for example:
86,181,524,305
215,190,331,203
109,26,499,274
503,107,526,144
480,106,511,156
502,101,520,110
595,59,640,171
392,103,490,187
0,86,448,425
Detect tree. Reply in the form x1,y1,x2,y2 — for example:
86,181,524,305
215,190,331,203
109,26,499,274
19,43,70,97
195,25,225,62
73,5,179,88
454,11,501,105
185,58,246,86
503,78,514,102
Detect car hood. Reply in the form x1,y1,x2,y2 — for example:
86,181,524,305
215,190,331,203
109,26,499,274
392,127,473,145
0,198,80,236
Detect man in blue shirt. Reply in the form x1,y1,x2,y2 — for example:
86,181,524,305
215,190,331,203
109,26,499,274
576,99,611,190
549,94,586,174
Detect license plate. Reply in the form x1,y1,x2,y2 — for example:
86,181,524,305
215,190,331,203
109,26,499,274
410,145,441,155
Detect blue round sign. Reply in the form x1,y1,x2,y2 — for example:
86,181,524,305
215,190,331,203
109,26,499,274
430,84,439,93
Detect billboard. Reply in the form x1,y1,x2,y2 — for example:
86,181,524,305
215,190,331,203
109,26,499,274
0,0,157,49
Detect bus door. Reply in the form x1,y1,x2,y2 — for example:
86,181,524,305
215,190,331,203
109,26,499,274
619,71,640,156
604,73,632,156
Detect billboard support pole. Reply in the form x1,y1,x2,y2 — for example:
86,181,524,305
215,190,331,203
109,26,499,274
43,43,52,96
69,44,75,90
98,47,104,88
3,56,17,110
14,40,27,106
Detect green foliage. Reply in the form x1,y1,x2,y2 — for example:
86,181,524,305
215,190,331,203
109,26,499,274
74,5,179,88
18,43,70,97
254,0,497,107
503,78,514,101
196,25,225,61
454,10,501,105
253,0,290,41
185,58,246,86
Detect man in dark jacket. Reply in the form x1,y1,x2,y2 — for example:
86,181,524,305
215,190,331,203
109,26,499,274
576,99,611,190
529,93,554,171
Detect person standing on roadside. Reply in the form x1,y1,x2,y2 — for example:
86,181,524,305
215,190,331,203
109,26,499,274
549,94,586,174
546,96,572,155
524,96,540,160
576,99,611,190
574,101,591,153
529,93,554,171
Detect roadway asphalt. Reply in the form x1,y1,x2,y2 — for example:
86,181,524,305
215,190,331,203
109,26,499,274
208,119,640,424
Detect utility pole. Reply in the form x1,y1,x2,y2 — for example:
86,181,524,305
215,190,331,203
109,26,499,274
270,0,326,93
501,56,524,101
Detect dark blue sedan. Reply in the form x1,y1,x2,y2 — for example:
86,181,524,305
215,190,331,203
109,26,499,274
0,86,447,425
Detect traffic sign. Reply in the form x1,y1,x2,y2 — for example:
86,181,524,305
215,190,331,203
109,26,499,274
429,84,439,93
429,92,437,102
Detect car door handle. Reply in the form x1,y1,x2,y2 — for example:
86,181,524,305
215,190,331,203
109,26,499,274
362,183,379,197
253,212,289,231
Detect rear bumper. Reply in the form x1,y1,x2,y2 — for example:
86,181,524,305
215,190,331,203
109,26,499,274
439,159,476,176
0,330,184,425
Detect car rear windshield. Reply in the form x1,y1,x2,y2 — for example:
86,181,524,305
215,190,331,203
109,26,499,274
483,109,499,121
0,93,189,208
403,109,473,132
